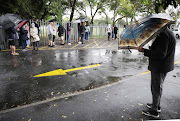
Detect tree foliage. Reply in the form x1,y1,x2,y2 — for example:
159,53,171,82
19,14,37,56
0,0,180,24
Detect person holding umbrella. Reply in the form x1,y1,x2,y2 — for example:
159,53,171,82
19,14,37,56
138,26,176,118
6,26,19,55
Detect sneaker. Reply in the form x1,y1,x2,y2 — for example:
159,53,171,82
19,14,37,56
22,49,28,51
147,103,161,113
142,110,159,118
68,43,71,45
78,42,82,44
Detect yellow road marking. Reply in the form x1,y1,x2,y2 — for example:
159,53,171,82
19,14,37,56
71,44,80,49
100,41,109,48
83,42,95,48
93,40,98,47
91,39,105,48
108,41,116,47
174,61,180,64
138,61,180,76
33,64,102,77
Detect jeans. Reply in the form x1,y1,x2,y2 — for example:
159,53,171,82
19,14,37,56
67,35,70,43
85,32,89,40
108,32,111,40
151,71,167,111
22,40,26,49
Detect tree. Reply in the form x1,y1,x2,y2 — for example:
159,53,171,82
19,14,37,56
86,0,109,25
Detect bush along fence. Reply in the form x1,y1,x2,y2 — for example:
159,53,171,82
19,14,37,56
0,19,124,50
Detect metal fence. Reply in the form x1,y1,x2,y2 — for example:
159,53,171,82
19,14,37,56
0,19,124,50
35,20,123,45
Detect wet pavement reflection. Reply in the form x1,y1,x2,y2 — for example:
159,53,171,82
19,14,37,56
0,40,180,111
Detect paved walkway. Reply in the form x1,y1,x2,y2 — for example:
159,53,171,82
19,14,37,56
0,65,180,121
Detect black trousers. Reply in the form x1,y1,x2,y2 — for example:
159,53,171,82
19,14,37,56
108,32,111,40
151,71,167,111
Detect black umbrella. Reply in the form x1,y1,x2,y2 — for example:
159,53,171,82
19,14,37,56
0,13,22,29
49,19,56,22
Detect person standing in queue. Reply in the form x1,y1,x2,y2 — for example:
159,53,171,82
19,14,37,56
47,22,54,47
138,27,176,118
80,22,85,44
57,24,65,45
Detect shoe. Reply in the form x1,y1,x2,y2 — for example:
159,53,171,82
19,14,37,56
82,42,85,44
48,45,50,47
68,43,71,45
78,42,82,44
22,49,28,51
147,103,161,113
142,110,159,118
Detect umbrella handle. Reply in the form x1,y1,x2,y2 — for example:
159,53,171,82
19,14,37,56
127,46,132,53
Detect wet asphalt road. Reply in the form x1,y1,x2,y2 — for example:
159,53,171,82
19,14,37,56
0,38,180,119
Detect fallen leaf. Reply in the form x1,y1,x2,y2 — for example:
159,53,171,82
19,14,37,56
123,110,126,112
28,119,31,121
94,100,96,102
62,115,67,118
175,112,178,114
138,103,143,106
132,105,134,107
121,116,124,118
105,99,107,101
73,112,74,114
58,92,60,94
51,92,54,95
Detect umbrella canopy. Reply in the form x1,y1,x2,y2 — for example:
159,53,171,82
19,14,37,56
17,20,27,29
118,13,174,50
73,17,88,23
0,13,22,29
49,19,56,22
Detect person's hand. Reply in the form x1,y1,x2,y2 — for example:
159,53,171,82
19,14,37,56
138,47,144,52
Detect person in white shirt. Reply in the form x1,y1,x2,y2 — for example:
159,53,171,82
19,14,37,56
47,22,54,47
107,24,112,41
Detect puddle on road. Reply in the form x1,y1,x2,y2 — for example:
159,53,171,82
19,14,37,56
77,75,132,92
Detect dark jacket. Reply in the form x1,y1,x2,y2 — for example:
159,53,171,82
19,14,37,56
19,27,28,41
57,25,65,36
114,26,118,34
144,28,176,72
6,27,18,41
80,24,85,34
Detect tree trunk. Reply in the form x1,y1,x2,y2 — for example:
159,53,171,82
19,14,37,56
69,0,77,22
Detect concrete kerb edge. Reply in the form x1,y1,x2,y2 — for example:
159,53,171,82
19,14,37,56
0,74,143,114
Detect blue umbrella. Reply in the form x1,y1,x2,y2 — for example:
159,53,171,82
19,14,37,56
119,13,174,50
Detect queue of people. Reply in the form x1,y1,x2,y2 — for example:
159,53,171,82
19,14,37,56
6,19,119,56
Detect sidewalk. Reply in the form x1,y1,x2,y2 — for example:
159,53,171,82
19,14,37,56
0,66,180,121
